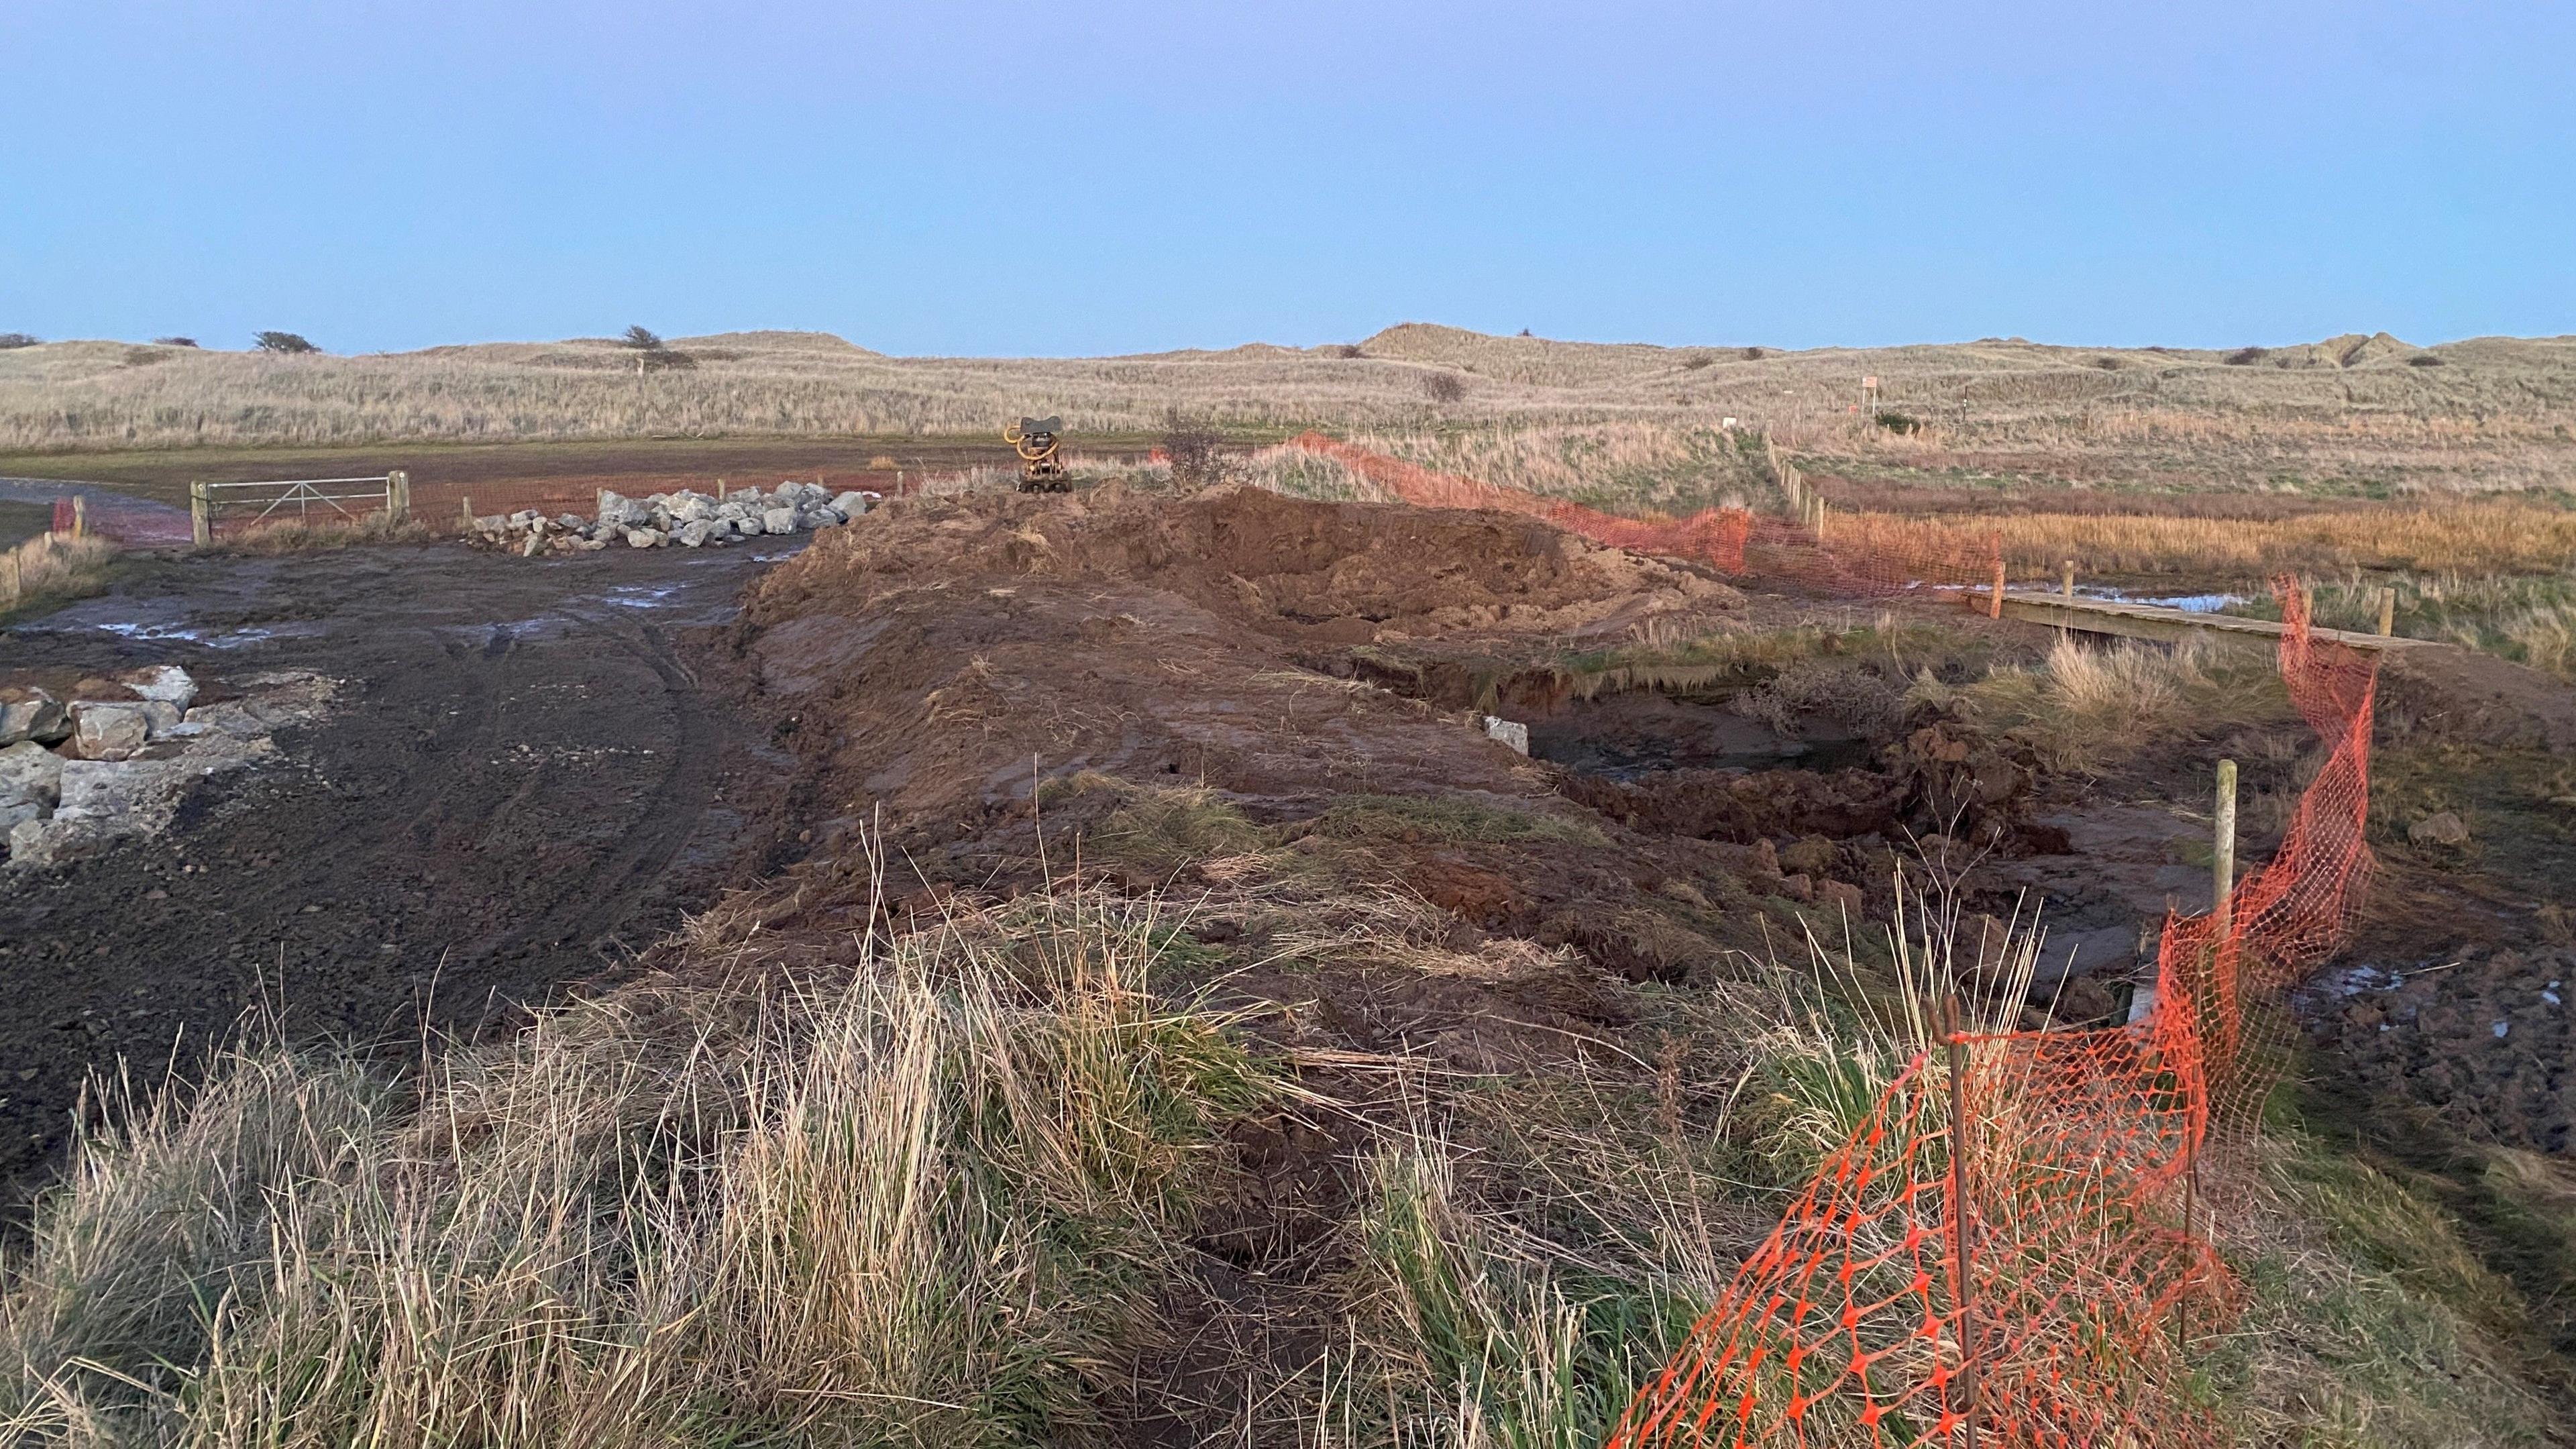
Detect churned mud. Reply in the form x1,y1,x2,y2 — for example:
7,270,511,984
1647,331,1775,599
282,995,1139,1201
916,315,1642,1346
0,543,806,1211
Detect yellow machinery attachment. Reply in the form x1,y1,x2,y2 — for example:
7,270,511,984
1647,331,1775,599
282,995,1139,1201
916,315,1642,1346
1002,416,1069,492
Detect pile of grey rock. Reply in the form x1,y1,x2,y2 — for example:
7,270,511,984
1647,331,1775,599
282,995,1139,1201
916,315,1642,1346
470,482,877,557
2,665,333,866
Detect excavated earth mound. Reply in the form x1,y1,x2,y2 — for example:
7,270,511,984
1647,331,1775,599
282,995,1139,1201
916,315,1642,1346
753,482,1742,646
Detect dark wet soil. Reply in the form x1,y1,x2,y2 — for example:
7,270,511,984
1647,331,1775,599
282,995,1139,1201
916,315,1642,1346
1525,690,1874,780
0,543,809,1218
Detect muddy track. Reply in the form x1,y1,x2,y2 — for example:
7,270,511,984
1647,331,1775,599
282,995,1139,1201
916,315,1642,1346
0,544,806,1218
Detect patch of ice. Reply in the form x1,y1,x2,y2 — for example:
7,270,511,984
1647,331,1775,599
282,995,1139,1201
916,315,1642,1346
2492,1020,2511,1038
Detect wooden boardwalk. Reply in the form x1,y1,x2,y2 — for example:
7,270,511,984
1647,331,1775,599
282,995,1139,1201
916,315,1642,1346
1994,591,2443,652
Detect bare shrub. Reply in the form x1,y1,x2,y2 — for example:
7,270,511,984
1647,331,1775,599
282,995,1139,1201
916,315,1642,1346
1423,371,1468,405
1161,412,1225,490
252,331,317,355
152,336,199,348
1328,343,1364,360
0,333,38,350
2225,346,2267,366
614,324,697,372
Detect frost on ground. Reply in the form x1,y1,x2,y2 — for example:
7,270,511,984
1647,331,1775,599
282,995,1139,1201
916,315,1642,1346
0,664,334,867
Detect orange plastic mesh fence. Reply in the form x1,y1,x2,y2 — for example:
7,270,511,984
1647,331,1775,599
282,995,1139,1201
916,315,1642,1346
1604,584,2373,1447
1274,437,2377,1445
1283,433,2003,597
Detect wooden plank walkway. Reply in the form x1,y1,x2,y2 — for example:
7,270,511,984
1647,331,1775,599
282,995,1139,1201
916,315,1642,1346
1994,591,2443,652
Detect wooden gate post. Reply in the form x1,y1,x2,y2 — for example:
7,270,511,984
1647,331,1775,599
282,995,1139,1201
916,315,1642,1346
1988,559,2006,619
2376,586,2396,637
386,470,410,525
190,482,213,548
460,494,474,530
2061,559,2076,600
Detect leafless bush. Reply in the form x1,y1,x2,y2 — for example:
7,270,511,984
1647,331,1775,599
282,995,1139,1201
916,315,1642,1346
1329,344,1364,360
253,331,317,355
1424,371,1468,405
152,336,199,348
1162,413,1225,489
617,325,696,372
0,333,40,350
2225,346,2267,366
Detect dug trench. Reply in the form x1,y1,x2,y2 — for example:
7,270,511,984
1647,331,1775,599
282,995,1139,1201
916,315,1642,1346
669,485,2399,1434
0,541,810,1216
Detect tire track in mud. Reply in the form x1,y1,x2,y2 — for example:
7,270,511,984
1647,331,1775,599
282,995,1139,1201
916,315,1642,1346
0,546,804,1219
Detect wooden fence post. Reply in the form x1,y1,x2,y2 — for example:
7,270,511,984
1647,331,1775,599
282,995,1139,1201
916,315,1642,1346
2377,586,2396,637
386,470,410,525
460,494,474,530
2214,758,2238,937
70,495,87,539
1944,993,1982,1448
2061,559,2076,601
190,482,213,548
1988,559,2005,619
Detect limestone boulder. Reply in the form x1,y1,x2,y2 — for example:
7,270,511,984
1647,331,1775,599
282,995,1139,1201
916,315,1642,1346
70,702,152,761
0,740,64,808
0,692,70,748
762,506,798,535
120,665,198,712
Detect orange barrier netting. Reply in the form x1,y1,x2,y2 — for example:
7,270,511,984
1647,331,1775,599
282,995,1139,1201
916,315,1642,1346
1276,437,2377,1445
1283,433,2004,599
1604,587,2375,1448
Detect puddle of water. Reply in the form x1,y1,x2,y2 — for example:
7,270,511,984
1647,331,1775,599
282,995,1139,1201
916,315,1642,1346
2072,586,2247,614
602,583,684,609
88,620,317,649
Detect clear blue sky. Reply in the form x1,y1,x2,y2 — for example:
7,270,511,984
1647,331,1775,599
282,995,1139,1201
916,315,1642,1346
5,1,2570,356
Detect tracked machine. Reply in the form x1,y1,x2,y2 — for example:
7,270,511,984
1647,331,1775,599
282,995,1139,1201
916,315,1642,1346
1003,416,1070,492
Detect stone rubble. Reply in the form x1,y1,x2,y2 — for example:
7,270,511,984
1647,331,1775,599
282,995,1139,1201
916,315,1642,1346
466,482,877,555
1,665,335,867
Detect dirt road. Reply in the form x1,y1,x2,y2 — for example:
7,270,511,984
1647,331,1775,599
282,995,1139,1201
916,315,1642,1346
0,542,806,1214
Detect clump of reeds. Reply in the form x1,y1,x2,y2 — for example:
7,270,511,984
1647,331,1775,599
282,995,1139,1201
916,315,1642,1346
1955,634,2286,771
0,531,117,615
0,886,1270,1447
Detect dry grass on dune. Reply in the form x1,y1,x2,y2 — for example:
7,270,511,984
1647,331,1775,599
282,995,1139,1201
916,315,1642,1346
1825,498,2576,580
5,325,2573,496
